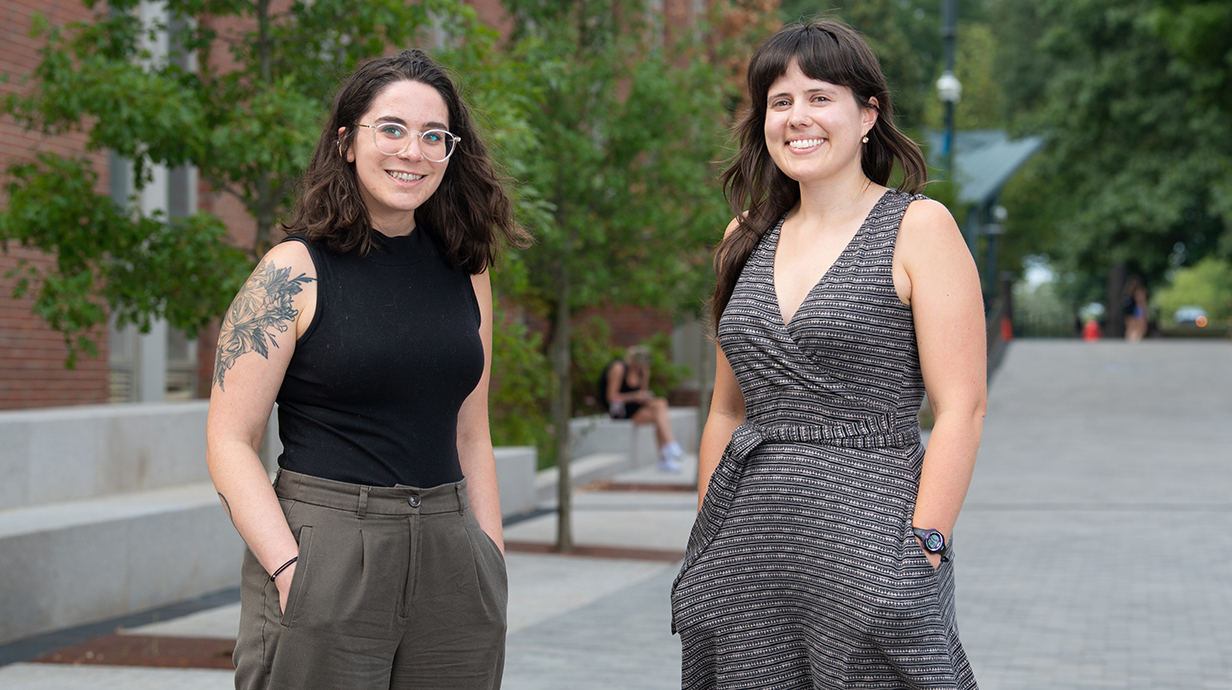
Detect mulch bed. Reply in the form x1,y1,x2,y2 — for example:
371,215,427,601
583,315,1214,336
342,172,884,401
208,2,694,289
32,634,235,670
593,481,696,493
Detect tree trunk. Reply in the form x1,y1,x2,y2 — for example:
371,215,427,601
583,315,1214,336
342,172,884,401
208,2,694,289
1106,262,1126,339
253,174,274,257
550,266,573,552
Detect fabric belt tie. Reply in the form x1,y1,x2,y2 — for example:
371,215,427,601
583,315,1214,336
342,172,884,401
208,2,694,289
670,420,920,633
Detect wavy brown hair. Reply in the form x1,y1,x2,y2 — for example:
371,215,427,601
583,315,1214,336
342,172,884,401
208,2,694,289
283,49,528,273
711,20,927,327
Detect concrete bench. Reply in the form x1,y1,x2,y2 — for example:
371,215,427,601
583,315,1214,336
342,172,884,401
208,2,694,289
0,481,241,645
0,402,537,645
567,407,699,464
0,401,212,512
533,452,631,502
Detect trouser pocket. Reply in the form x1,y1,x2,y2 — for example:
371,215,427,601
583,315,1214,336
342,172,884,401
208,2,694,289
281,506,411,637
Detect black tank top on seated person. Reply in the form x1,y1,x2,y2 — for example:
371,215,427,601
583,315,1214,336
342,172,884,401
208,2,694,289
275,227,483,489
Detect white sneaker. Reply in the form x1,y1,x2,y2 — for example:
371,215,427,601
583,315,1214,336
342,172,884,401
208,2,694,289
662,441,684,461
657,456,683,473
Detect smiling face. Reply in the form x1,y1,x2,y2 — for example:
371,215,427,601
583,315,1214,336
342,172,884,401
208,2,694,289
763,60,877,187
342,79,450,236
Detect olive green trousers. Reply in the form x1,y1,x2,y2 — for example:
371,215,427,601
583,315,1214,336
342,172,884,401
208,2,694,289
233,470,507,690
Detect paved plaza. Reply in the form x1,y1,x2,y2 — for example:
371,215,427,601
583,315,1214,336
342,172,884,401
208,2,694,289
0,339,1228,688
959,340,1232,689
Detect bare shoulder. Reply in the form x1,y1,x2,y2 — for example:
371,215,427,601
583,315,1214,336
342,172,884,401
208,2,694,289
470,268,491,294
261,238,316,279
901,197,959,234
470,269,492,330
723,211,752,239
898,197,965,261
234,240,318,313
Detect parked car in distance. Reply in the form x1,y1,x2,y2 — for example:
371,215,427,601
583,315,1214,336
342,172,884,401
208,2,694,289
1174,305,1209,327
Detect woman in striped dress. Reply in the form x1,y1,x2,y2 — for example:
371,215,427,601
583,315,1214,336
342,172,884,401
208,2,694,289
671,20,985,689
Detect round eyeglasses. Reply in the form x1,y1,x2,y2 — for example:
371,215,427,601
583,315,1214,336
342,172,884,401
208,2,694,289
355,123,461,162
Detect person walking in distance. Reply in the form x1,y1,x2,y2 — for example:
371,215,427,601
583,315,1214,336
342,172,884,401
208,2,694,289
671,20,985,689
207,49,527,690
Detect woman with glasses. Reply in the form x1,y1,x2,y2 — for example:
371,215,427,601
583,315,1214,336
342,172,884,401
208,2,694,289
207,49,527,689
671,20,984,689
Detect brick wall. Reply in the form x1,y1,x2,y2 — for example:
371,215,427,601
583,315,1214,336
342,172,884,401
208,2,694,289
586,303,675,348
0,0,111,410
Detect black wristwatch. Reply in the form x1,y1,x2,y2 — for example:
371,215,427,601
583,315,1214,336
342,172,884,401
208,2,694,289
912,527,948,555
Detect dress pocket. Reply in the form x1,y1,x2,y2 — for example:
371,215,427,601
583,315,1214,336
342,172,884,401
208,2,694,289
903,529,944,581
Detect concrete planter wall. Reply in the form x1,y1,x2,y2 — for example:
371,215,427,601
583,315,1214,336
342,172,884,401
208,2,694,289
0,401,537,645
0,401,212,512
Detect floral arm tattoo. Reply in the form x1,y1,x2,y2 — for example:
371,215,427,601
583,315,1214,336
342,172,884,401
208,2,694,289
213,260,315,391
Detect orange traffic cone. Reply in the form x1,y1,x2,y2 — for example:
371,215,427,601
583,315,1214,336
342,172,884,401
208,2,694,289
1082,319,1101,342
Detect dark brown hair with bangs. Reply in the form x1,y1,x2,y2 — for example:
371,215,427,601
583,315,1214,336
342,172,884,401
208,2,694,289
710,19,927,328
283,49,528,273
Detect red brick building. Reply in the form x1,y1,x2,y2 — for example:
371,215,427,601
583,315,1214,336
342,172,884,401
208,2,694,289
0,0,111,410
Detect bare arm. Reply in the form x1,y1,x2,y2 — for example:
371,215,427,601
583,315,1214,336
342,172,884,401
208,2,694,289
697,216,749,508
895,199,987,567
457,270,503,554
206,241,317,612
697,343,745,509
606,361,627,406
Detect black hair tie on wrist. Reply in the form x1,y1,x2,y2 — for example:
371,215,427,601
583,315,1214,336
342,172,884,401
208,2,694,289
270,557,298,582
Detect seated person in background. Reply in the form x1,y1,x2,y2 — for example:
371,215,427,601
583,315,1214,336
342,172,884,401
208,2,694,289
600,346,686,472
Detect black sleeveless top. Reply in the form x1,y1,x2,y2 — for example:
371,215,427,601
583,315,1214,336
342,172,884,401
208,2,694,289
597,360,638,407
275,227,483,488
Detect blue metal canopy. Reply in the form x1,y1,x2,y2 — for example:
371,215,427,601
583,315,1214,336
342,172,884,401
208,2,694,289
923,129,1045,207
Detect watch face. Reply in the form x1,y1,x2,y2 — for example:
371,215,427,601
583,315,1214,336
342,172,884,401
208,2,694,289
924,532,944,552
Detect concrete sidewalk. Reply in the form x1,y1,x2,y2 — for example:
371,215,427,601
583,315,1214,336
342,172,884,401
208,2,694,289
1,339,1228,689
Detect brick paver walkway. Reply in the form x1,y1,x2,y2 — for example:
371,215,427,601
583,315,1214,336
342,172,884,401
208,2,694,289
1,339,1227,689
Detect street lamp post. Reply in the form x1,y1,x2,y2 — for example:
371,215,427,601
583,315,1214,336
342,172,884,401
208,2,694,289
985,204,1008,305
936,71,962,177
937,0,961,180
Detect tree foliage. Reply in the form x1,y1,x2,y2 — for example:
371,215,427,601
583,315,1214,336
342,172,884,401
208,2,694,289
0,152,250,365
1155,257,1232,327
775,0,990,131
1,0,489,362
990,0,1231,300
502,0,751,548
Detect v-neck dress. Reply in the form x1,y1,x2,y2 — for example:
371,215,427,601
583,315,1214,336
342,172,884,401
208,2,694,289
671,189,978,689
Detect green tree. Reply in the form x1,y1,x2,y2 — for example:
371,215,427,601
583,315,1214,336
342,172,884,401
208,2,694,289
1155,257,1232,327
1,0,491,363
776,0,992,131
488,300,552,459
989,0,1230,301
504,0,739,550
920,20,1002,131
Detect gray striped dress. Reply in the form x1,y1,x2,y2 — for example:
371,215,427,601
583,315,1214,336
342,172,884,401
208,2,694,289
671,189,977,689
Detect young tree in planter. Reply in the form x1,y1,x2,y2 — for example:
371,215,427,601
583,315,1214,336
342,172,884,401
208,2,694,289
503,0,746,550
1,0,493,363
